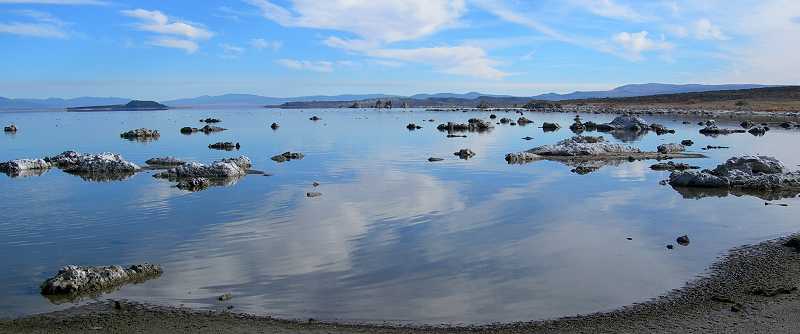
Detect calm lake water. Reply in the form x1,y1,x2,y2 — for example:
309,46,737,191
2,108,800,324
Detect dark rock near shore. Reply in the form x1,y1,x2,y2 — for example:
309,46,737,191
741,120,755,129
542,122,561,131
41,264,162,298
271,152,304,163
699,125,746,136
748,126,769,136
669,156,800,191
145,157,186,167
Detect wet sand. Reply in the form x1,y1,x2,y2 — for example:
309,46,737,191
3,234,800,333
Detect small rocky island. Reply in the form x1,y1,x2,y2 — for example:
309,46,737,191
67,100,168,112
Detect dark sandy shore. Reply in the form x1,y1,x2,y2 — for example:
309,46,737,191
3,235,800,333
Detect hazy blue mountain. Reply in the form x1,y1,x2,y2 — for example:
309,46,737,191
0,96,131,109
533,83,773,101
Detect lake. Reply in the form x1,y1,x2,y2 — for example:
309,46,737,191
1,108,799,324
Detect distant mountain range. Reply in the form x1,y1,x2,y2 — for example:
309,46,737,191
0,83,775,109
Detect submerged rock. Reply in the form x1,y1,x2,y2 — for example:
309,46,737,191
145,157,186,167
120,128,160,140
271,152,304,163
669,156,800,191
4,124,18,132
650,161,700,171
657,143,686,154
0,159,51,176
454,149,476,159
208,142,240,151
41,264,162,297
699,125,746,136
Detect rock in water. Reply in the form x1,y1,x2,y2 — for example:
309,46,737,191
45,152,140,175
605,115,648,131
681,140,694,146
309,116,321,121
748,126,769,136
541,122,561,131
650,162,700,171
669,156,800,190
454,149,476,159
145,157,186,167
528,136,639,156
306,192,322,198
120,128,160,140
200,118,221,123
428,157,444,162
436,119,493,133
699,125,746,136
154,156,252,179
657,143,686,154
41,264,162,296
208,142,240,151
270,122,279,130
271,152,304,163
4,124,18,132
406,123,422,130
0,159,52,175
517,117,533,126
677,235,690,246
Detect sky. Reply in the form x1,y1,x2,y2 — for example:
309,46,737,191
0,0,799,99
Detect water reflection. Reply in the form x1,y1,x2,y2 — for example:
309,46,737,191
672,186,800,201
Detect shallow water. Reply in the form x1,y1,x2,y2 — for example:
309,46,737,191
1,108,799,324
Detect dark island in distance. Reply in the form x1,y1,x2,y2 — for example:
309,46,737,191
66,100,169,112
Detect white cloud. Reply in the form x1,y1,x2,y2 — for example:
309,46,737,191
149,37,198,54
571,0,647,22
219,43,245,58
245,0,466,44
121,9,213,54
249,38,282,51
692,18,727,40
0,0,106,4
368,46,508,79
612,31,672,60
0,10,68,38
276,59,334,72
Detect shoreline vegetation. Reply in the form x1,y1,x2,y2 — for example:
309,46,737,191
3,234,800,333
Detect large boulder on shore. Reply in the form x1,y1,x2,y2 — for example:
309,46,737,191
41,264,162,296
154,156,251,179
669,156,800,190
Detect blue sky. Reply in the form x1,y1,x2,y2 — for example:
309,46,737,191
0,0,798,99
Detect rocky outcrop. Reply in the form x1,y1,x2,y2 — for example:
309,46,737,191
120,128,160,140
271,152,304,163
154,156,251,179
41,264,162,299
43,152,140,179
454,149,476,159
145,157,186,167
657,143,686,154
208,142,240,151
669,156,800,191
0,159,51,176
436,119,493,133
605,115,649,131
4,124,17,132
505,136,705,166
699,125,746,136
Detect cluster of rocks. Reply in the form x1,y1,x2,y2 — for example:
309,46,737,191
200,118,221,123
4,124,17,132
155,156,251,180
436,118,493,133
120,128,160,140
41,264,162,299
208,142,240,151
699,125,746,136
181,125,227,134
669,156,800,192
3,151,143,180
271,152,304,163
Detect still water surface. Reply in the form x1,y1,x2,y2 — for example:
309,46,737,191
1,108,799,323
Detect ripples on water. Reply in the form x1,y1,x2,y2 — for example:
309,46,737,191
1,108,799,323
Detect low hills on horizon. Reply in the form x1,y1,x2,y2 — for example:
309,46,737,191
0,83,775,109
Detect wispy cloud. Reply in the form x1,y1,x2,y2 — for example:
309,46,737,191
121,9,213,54
219,43,245,58
276,59,334,72
612,31,672,60
369,46,509,79
570,0,648,22
249,38,282,51
0,9,69,38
